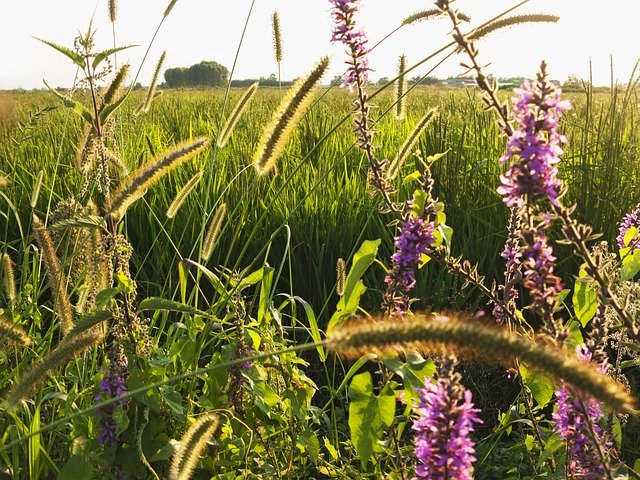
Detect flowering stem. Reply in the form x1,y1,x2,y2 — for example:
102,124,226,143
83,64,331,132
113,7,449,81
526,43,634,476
575,398,615,480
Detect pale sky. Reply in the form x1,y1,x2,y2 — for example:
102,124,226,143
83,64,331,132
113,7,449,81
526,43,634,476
2,0,640,90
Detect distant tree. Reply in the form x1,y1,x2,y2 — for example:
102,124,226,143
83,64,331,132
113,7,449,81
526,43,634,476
377,77,390,86
164,61,229,88
408,75,441,86
562,74,585,91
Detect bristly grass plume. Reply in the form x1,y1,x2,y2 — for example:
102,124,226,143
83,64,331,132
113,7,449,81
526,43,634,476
169,413,220,480
137,51,166,115
201,203,227,262
395,54,407,120
0,310,31,347
328,313,636,414
107,136,210,219
387,109,437,180
253,56,329,175
1,252,16,305
217,82,259,148
469,14,560,41
272,11,283,87
32,214,74,336
166,171,203,219
3,327,103,411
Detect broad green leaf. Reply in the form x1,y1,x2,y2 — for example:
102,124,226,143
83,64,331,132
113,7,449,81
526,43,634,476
402,170,421,185
138,297,215,320
383,352,435,403
573,270,597,327
181,258,229,301
623,226,638,248
159,385,183,416
519,363,554,408
44,81,94,126
327,239,380,332
35,37,86,68
113,405,129,436
411,189,426,217
58,455,94,480
348,372,395,467
66,310,112,337
524,434,535,451
92,45,138,70
620,248,640,281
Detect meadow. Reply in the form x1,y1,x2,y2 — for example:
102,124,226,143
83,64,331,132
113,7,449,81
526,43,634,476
1,1,640,479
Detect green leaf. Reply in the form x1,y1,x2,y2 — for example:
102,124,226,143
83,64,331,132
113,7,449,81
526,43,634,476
348,372,395,467
117,269,135,294
159,385,183,416
47,214,107,232
327,239,380,332
92,45,138,70
138,297,215,320
181,258,229,301
34,37,86,69
383,352,435,404
293,296,325,361
257,266,274,324
113,405,129,436
573,269,597,327
623,226,638,248
411,189,426,217
620,248,640,281
44,80,94,126
524,434,535,451
98,87,132,125
519,363,555,408
66,310,112,337
402,170,421,185
58,454,94,480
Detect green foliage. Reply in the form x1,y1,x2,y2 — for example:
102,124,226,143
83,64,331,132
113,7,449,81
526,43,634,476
164,60,229,88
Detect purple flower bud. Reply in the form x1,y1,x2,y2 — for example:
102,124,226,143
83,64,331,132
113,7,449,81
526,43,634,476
412,380,482,479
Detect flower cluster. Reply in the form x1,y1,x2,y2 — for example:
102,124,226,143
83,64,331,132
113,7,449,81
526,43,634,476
383,213,435,314
329,0,371,89
497,66,571,208
94,350,128,446
412,360,482,480
521,225,564,324
617,203,640,252
553,345,611,479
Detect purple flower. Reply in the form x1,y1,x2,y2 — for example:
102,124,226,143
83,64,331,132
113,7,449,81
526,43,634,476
617,203,640,252
383,213,435,314
412,379,482,479
500,243,522,269
95,354,129,446
521,228,563,317
497,72,571,207
329,0,371,89
553,345,611,479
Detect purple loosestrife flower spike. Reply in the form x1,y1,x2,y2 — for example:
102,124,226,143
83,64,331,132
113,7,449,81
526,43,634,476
94,350,129,446
383,210,435,315
329,0,372,89
553,345,612,479
412,359,482,480
497,65,571,208
617,203,640,251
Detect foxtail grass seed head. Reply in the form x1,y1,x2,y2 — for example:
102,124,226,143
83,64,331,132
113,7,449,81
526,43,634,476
402,8,470,25
0,176,10,187
395,54,407,120
272,12,283,63
138,51,166,115
0,310,32,347
253,56,329,174
30,170,43,208
164,0,179,17
328,313,636,413
108,0,117,22
201,203,227,262
336,257,346,296
469,14,559,41
387,109,437,180
103,64,130,107
167,171,203,218
1,252,16,305
217,82,259,148
169,413,220,480
3,327,103,411
107,136,210,219
33,214,74,336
